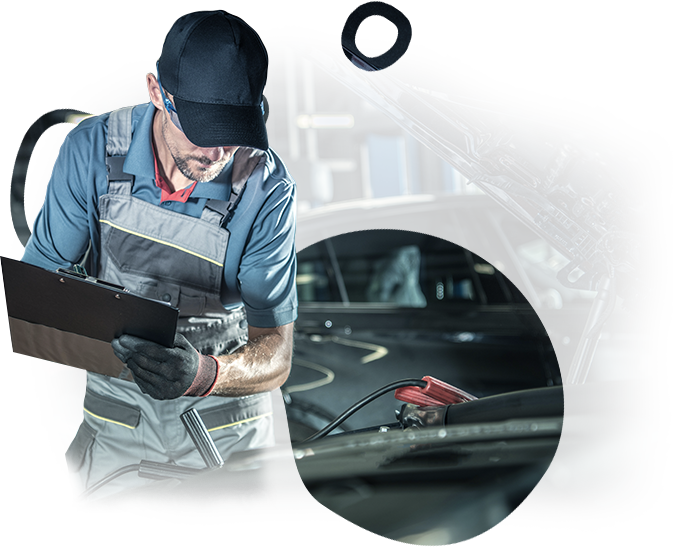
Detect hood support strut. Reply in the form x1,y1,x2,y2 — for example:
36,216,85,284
566,275,617,385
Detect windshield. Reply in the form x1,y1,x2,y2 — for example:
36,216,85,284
297,230,528,307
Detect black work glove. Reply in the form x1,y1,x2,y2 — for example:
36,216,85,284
111,333,219,400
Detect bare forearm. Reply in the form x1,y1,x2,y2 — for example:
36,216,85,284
209,322,294,397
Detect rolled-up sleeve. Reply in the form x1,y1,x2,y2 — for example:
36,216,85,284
237,175,298,328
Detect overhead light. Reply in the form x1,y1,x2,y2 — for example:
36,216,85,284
296,114,355,129
65,112,99,128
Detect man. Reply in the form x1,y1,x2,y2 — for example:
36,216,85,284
21,10,296,497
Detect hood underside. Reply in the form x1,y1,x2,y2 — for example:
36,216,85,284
245,2,673,338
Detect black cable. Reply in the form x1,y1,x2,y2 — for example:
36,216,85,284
81,463,140,498
300,378,427,444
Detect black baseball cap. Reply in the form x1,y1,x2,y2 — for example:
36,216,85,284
157,10,269,150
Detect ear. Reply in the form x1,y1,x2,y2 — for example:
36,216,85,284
146,73,164,111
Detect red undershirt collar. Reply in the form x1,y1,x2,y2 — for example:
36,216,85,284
153,151,197,203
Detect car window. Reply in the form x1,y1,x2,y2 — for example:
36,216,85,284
342,244,427,306
297,231,342,302
297,230,528,307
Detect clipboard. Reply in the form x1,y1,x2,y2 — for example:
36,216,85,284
1,256,179,380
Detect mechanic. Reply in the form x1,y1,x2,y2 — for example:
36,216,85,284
21,10,296,497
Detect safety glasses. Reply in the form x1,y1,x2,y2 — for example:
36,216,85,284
156,64,184,133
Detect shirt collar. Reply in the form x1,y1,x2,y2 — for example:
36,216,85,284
152,150,197,203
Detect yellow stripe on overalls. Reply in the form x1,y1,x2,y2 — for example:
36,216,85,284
83,407,137,429
207,412,273,432
99,219,224,267
84,408,271,432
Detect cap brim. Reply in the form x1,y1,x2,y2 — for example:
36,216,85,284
174,97,268,150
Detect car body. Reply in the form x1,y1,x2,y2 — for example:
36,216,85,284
274,194,673,442
0,2,673,547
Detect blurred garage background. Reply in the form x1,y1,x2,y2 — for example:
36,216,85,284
0,2,673,526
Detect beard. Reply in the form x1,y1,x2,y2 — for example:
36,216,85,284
161,114,230,183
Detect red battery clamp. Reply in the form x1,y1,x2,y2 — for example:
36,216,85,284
395,376,477,407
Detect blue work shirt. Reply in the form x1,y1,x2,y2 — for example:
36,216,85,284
22,103,297,328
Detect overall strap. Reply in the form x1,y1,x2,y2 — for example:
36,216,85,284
105,106,135,192
202,148,266,227
79,106,136,275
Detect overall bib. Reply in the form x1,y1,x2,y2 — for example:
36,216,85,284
65,107,275,496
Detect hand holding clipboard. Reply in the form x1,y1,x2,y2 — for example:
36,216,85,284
1,256,178,379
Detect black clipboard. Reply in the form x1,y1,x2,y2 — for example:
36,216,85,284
1,256,179,379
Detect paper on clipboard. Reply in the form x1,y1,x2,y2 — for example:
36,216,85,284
1,256,179,380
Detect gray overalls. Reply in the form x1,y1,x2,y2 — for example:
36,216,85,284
65,107,275,497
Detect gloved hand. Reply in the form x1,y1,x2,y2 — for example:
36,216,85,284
111,333,219,400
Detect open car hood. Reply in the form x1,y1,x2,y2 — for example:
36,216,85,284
234,2,673,338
